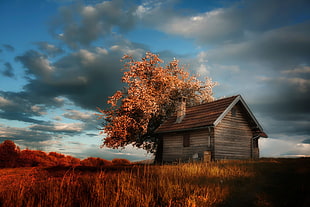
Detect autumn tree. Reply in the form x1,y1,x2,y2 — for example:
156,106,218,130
0,140,20,168
97,52,216,154
19,149,53,167
81,157,112,167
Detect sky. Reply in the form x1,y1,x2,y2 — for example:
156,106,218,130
0,0,309,161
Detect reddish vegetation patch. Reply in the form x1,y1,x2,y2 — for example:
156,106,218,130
0,140,131,169
0,168,41,192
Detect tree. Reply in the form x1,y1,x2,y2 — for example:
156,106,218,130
97,52,216,155
111,158,131,165
19,149,52,167
0,140,20,168
81,157,112,167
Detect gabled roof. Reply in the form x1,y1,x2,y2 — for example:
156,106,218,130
155,95,267,137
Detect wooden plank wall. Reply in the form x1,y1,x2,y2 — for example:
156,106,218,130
162,133,183,162
162,128,212,162
214,103,253,160
253,148,259,159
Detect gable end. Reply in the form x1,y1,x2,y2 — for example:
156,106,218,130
213,95,265,135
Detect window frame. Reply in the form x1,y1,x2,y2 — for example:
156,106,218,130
183,133,190,147
231,108,237,117
253,138,259,148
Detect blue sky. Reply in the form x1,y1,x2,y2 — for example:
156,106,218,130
0,0,310,161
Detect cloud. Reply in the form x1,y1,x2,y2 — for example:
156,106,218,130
156,0,310,45
254,75,310,114
0,96,13,107
63,109,94,121
302,139,310,144
134,0,170,18
63,109,100,130
72,144,153,160
2,44,15,52
0,116,95,150
85,133,98,137
0,92,46,123
282,65,310,75
0,124,58,143
260,137,310,157
15,50,54,79
1,62,15,78
0,90,63,124
0,123,68,151
34,42,64,57
47,0,76,4
204,21,310,69
0,112,47,124
14,40,147,111
49,0,137,48
1,37,149,135
30,122,84,134
245,59,310,139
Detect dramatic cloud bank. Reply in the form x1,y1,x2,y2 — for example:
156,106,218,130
0,0,309,159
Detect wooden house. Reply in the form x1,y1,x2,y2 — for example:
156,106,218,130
155,95,267,162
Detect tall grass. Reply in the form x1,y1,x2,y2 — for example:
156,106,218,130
0,159,309,207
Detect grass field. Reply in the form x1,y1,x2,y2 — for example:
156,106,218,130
0,158,309,207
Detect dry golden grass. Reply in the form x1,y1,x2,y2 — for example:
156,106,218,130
0,158,309,207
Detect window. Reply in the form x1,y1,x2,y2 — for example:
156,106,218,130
231,108,237,117
253,138,258,148
183,133,190,147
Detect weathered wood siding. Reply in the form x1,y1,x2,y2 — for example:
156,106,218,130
252,139,259,159
162,128,213,162
253,147,259,159
214,104,253,160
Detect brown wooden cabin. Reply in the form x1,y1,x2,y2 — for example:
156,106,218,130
155,95,267,163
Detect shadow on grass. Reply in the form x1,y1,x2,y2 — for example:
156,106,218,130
223,158,310,207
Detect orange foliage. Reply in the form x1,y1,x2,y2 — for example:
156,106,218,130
18,149,48,167
97,52,217,152
0,140,134,169
81,157,112,167
0,140,20,168
48,152,80,166
0,140,82,168
111,158,131,165
65,155,81,167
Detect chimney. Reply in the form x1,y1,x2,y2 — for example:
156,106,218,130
176,97,186,123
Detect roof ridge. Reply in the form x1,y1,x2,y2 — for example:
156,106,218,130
187,94,240,109
155,95,240,133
